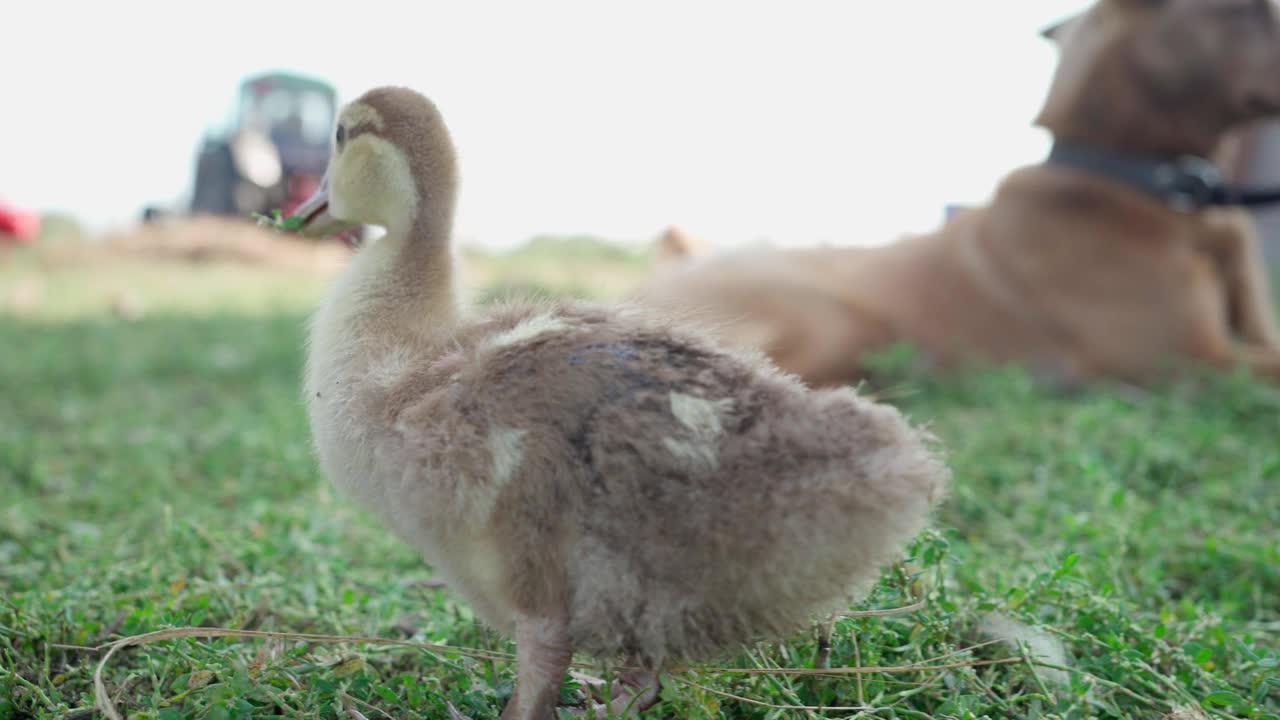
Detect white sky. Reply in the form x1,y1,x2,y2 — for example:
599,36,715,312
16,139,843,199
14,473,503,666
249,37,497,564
1,0,1091,249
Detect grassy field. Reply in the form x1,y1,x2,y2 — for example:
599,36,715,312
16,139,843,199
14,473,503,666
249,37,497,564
1,234,1278,719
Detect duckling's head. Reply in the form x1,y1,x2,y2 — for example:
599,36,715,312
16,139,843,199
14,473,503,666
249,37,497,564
295,87,457,239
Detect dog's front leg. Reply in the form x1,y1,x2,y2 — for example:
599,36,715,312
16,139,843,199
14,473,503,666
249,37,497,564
1206,215,1280,350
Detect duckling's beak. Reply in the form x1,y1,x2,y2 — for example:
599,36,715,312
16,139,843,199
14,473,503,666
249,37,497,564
293,172,355,239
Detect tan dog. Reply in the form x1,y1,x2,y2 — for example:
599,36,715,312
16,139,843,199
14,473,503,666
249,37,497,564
636,0,1280,388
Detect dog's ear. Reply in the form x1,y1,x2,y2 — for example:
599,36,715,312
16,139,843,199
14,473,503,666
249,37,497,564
1095,0,1170,14
1199,0,1273,9
1132,0,1280,108
1112,0,1272,11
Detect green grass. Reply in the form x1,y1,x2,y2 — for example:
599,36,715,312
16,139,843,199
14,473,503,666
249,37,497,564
461,234,654,304
1,248,1278,719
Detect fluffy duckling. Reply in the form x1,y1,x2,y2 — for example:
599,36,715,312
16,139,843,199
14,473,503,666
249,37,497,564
293,86,950,720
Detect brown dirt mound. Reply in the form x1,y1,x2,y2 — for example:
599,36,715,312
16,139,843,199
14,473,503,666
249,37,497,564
43,216,353,274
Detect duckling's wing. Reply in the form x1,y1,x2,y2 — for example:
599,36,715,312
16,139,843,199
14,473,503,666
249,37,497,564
412,303,944,532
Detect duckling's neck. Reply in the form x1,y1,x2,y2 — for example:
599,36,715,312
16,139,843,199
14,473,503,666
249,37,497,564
381,203,460,329
317,203,460,358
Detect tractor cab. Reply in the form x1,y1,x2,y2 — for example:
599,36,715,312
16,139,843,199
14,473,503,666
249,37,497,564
189,71,345,234
230,73,336,200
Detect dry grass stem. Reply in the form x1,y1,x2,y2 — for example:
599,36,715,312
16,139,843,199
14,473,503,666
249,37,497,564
839,600,927,619
88,624,1036,718
670,675,874,713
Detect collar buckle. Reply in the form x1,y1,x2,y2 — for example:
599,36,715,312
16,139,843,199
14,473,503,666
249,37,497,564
1153,156,1224,212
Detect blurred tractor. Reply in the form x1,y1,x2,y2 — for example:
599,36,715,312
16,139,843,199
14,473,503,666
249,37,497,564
166,71,361,244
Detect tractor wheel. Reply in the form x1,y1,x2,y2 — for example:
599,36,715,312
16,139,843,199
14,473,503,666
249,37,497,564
190,144,238,216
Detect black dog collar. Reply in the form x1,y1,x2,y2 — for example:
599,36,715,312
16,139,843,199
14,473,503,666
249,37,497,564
1047,141,1280,212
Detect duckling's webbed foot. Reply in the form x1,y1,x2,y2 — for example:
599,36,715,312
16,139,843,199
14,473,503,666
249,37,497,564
601,669,661,718
501,615,574,720
572,666,660,719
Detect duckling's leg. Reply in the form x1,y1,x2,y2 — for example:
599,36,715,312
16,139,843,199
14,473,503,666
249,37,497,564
814,615,837,669
501,615,574,720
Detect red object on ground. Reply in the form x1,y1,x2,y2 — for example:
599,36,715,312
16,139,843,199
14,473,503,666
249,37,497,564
0,200,40,243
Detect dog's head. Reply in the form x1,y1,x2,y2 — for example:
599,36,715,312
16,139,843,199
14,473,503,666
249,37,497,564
1037,0,1280,156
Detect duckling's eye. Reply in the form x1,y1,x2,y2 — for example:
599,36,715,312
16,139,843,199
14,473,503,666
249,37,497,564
335,125,347,148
